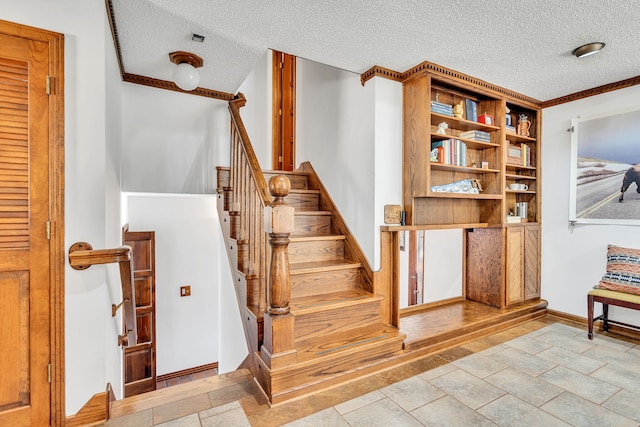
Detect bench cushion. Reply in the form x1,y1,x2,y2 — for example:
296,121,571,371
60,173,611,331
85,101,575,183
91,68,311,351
589,288,640,305
595,245,640,296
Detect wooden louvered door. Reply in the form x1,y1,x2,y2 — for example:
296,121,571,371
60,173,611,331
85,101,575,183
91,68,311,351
0,32,52,426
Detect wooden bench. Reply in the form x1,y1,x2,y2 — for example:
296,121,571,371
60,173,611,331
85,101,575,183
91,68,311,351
587,289,640,339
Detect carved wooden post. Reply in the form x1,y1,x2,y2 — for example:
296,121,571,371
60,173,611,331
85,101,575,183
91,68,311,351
267,175,294,314
260,175,297,368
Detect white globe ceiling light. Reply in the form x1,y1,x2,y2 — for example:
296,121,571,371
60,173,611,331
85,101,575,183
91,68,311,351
169,51,203,91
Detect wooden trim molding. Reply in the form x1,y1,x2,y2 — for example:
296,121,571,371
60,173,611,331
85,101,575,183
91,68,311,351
65,385,111,427
362,62,640,108
542,74,640,108
105,0,124,79
122,73,235,101
156,362,219,382
360,61,542,108
360,65,404,86
105,0,235,101
547,309,640,341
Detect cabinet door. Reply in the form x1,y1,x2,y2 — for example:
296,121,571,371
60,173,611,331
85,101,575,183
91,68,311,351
524,225,540,300
123,230,156,397
505,227,524,306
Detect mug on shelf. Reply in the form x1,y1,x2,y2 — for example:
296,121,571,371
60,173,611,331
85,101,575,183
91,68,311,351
508,183,528,191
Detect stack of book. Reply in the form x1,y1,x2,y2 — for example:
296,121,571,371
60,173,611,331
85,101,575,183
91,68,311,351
430,139,467,166
506,124,516,133
459,130,491,142
430,100,453,116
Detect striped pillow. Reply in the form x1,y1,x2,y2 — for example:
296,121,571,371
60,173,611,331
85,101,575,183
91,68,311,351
596,245,640,296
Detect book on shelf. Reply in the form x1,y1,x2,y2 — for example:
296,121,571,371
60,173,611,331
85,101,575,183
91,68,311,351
431,139,467,167
464,99,477,122
505,216,522,223
459,130,491,142
506,124,516,132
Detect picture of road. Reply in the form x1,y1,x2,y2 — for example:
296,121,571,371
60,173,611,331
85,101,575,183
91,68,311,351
576,159,639,219
572,108,640,223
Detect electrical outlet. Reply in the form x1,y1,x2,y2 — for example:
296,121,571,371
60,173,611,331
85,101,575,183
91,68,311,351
180,285,191,297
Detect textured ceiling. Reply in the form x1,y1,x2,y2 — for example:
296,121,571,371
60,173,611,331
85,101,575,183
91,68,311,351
112,0,640,101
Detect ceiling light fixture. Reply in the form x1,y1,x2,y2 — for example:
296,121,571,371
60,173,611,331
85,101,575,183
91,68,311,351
572,42,605,58
169,51,203,91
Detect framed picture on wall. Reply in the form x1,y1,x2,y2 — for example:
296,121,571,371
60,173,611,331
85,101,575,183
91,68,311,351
569,107,640,225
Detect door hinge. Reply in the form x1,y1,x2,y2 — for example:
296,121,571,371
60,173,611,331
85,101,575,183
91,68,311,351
48,363,52,383
46,76,51,95
278,155,283,162
46,220,51,240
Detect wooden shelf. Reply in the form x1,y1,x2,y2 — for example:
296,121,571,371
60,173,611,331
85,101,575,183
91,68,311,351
506,173,537,180
430,133,499,150
505,131,536,143
426,192,503,200
505,190,536,195
431,163,500,174
506,163,536,171
430,113,500,132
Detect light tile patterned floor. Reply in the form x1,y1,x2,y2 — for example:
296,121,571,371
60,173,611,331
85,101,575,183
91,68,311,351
105,321,640,426
283,323,640,427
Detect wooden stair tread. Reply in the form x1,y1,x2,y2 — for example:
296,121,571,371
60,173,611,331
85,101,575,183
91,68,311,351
402,299,548,349
289,234,345,243
289,259,361,275
294,323,405,364
262,169,309,177
288,189,320,195
291,289,381,315
295,210,331,216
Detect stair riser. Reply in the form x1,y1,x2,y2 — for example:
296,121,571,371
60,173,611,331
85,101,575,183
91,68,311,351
291,268,361,299
284,192,319,211
293,215,332,236
262,336,404,403
263,172,308,190
288,240,344,264
293,300,381,342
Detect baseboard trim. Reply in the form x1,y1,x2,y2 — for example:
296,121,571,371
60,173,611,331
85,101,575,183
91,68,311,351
66,383,111,426
547,309,640,340
156,362,219,382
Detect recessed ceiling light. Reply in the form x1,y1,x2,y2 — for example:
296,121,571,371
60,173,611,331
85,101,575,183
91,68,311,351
572,42,605,58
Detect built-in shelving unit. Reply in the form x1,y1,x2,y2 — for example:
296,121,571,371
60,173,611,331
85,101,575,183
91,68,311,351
402,66,542,308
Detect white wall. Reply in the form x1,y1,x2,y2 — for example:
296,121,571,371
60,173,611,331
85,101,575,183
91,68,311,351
0,0,123,415
121,83,229,193
542,85,640,323
124,194,221,375
297,59,377,266
373,77,403,269
103,11,124,399
236,50,272,169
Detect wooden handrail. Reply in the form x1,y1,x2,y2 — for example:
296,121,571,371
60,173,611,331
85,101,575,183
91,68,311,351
228,95,274,312
68,242,137,347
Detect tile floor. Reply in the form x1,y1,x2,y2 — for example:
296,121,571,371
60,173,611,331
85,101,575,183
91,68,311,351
105,319,640,426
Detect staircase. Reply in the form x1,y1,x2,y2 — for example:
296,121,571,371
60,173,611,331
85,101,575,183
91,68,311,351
213,92,404,405
218,164,405,404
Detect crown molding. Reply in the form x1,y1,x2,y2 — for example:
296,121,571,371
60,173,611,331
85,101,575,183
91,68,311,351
360,66,404,86
105,0,234,101
361,61,542,108
542,75,640,108
362,60,640,109
122,73,235,101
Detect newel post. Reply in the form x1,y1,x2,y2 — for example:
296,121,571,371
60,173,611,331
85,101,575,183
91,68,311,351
261,176,297,367
267,176,294,314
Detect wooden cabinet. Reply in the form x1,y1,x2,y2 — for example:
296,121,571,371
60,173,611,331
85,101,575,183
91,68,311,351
401,65,542,309
466,224,540,308
505,225,540,305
